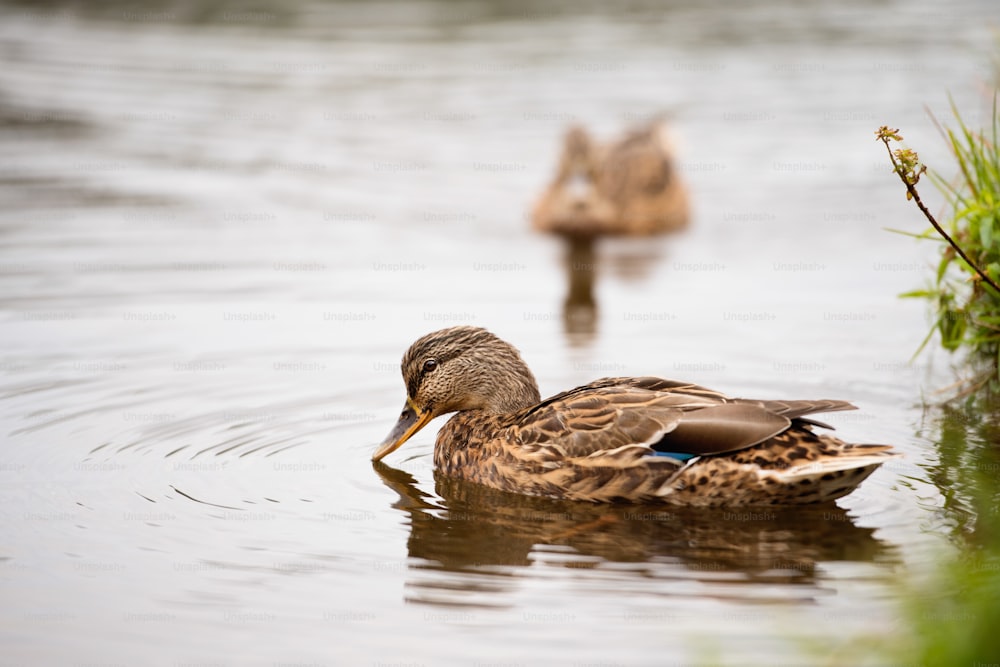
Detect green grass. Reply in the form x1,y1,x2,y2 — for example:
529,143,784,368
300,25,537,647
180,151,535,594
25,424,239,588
877,97,1000,399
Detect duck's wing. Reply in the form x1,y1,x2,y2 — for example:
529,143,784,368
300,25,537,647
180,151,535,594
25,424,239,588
600,123,675,199
729,398,857,431
513,377,856,462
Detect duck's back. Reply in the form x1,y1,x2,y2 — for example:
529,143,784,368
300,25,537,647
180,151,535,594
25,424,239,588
433,377,896,505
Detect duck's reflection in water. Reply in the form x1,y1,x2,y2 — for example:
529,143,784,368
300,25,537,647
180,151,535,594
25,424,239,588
374,461,896,607
562,236,598,336
561,236,669,338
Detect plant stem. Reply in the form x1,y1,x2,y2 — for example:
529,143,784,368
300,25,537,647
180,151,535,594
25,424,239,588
879,136,1000,296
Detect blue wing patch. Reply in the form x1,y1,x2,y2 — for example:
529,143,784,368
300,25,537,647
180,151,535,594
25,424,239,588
650,451,697,462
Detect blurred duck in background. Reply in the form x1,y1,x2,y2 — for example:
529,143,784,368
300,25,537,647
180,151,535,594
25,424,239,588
532,120,689,238
531,119,690,336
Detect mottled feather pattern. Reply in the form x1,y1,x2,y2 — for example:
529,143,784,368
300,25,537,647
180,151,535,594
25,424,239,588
381,327,898,506
431,376,896,505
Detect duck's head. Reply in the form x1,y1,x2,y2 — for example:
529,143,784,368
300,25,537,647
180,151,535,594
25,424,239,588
372,326,541,461
561,125,598,180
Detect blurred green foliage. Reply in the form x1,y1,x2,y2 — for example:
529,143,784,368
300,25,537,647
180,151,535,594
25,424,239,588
874,88,1000,664
898,406,1000,665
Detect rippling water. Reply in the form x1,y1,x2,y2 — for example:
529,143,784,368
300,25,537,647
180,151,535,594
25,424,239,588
1,0,998,664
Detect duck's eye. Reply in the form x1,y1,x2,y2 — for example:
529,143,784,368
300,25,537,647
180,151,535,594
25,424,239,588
422,358,438,373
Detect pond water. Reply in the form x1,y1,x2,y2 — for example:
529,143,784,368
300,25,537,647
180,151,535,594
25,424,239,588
1,1,998,664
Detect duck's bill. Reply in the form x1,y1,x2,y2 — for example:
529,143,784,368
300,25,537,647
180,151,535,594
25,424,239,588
372,399,433,461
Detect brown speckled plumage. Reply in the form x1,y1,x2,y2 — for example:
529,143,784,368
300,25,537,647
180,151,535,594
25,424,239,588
374,327,898,506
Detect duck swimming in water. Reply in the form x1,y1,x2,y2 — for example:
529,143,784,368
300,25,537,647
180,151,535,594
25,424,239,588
531,121,690,238
374,327,897,506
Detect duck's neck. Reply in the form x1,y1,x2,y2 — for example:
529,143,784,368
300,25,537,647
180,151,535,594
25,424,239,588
458,343,542,415
482,372,541,414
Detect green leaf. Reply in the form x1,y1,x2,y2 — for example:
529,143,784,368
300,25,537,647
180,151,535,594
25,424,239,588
910,323,938,361
981,212,996,250
938,309,967,351
988,262,1000,284
936,257,951,284
884,227,941,240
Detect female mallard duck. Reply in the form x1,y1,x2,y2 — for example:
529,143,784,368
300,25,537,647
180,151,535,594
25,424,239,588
373,327,897,506
531,121,690,237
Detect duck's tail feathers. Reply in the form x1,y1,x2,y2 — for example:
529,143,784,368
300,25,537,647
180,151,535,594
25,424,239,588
760,445,899,503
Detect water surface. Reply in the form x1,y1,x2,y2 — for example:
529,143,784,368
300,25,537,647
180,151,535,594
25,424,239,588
1,1,997,664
